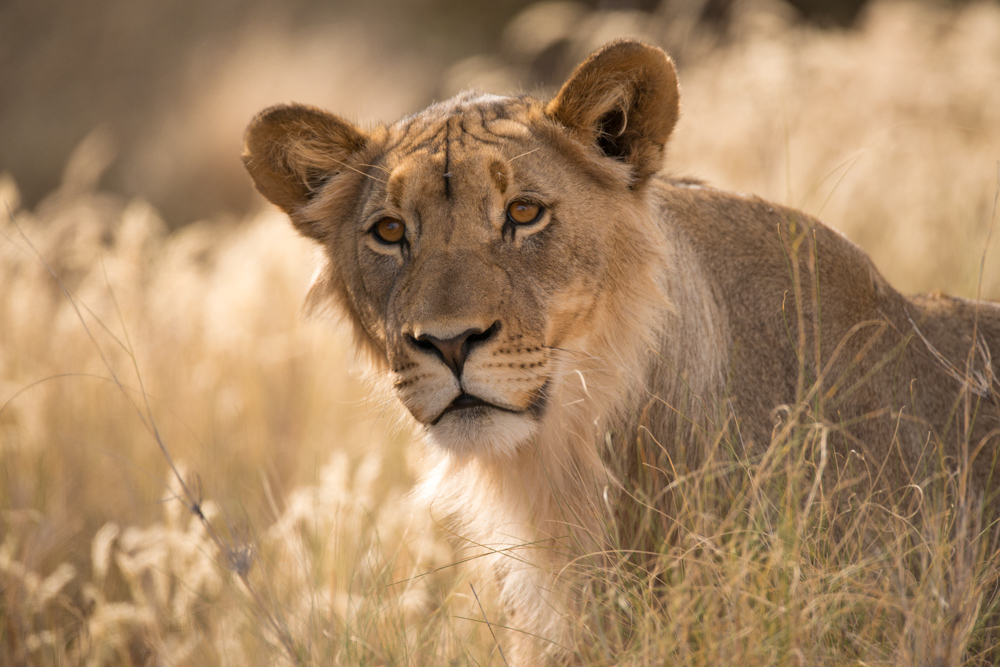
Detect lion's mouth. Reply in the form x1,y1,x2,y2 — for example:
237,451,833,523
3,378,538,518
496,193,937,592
429,382,551,426
431,393,506,425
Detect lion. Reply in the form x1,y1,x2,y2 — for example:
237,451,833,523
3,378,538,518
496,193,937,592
242,40,1000,664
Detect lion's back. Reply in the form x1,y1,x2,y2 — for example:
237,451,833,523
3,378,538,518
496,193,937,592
651,178,1000,482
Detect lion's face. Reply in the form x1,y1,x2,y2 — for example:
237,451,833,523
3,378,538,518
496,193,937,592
348,95,637,456
243,41,680,458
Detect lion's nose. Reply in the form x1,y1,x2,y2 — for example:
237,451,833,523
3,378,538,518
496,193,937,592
410,321,500,378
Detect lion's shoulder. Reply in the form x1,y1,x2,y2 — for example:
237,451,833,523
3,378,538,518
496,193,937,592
650,175,892,308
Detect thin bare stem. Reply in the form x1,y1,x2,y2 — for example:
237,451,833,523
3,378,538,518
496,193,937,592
470,582,509,666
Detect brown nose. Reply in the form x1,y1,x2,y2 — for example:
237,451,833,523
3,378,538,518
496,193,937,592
410,322,500,377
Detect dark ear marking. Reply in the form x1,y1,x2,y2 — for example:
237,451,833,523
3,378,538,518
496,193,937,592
303,167,333,195
595,106,628,161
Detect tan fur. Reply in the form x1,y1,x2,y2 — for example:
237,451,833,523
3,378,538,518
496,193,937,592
243,40,1000,664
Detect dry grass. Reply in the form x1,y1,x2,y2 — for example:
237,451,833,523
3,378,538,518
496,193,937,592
2,1,1000,664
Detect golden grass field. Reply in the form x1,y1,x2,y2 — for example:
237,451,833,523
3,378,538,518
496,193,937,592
2,0,1000,664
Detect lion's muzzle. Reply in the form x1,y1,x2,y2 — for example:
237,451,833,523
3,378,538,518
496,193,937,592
408,321,501,378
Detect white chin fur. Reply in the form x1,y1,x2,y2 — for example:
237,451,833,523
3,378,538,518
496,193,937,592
425,408,537,460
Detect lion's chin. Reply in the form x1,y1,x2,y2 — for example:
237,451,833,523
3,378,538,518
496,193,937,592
425,407,537,461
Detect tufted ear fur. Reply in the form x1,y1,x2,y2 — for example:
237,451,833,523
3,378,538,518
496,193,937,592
545,40,679,185
242,104,368,239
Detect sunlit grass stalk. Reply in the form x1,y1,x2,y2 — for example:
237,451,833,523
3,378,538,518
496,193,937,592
4,207,304,665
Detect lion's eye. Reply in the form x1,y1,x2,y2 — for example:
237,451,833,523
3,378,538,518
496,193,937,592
506,200,543,225
373,217,406,244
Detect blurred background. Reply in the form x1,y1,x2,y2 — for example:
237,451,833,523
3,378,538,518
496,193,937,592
2,0,1000,664
3,0,995,232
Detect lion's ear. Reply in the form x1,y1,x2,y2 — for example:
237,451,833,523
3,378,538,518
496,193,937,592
546,40,679,185
242,104,368,239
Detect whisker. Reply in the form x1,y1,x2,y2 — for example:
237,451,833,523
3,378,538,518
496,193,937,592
507,147,542,163
360,162,391,176
542,344,590,357
323,156,388,184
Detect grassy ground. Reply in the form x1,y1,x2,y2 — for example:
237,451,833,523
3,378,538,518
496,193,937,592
2,1,999,664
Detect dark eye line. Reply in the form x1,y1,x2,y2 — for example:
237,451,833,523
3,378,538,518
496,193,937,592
371,232,402,247
501,200,548,243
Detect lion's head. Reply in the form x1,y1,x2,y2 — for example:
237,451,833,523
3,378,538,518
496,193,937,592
242,40,681,460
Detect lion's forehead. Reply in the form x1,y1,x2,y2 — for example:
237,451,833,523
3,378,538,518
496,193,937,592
365,95,550,219
383,93,537,165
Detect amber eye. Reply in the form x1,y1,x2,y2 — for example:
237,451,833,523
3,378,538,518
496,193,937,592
373,217,406,244
506,200,543,225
